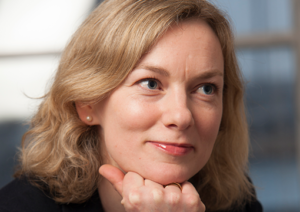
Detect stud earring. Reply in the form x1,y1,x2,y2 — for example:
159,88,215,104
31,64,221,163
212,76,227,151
86,116,93,122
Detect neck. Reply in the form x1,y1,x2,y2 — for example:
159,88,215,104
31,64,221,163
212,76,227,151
98,177,126,212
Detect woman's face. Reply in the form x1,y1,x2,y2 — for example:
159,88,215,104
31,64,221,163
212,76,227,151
93,20,224,184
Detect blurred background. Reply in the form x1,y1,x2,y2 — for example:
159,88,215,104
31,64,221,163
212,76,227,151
0,0,299,211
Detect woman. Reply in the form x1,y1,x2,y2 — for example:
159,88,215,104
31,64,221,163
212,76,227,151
0,0,262,211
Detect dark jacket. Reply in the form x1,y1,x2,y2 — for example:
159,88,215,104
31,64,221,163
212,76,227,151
0,177,103,212
0,177,262,212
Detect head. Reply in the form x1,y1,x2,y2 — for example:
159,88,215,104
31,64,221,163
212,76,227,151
76,17,224,185
18,0,251,210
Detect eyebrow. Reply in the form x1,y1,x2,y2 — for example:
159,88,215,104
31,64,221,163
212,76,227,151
137,65,223,79
137,65,170,77
196,71,223,79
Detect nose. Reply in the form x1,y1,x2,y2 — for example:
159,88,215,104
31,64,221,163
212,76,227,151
161,90,194,131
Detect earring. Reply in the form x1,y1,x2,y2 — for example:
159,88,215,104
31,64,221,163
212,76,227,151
86,116,93,122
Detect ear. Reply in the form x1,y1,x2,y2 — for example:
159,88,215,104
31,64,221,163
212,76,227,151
75,102,101,125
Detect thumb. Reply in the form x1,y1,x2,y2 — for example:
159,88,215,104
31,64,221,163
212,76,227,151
99,164,125,195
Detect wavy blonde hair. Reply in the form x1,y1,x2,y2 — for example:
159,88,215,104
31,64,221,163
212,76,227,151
15,0,252,211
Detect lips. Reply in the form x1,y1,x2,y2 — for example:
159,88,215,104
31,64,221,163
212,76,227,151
148,141,194,156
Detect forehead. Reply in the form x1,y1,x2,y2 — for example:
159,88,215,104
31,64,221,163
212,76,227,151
136,19,224,78
158,19,221,55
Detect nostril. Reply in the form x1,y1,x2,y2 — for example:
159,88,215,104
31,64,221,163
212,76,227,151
168,124,177,128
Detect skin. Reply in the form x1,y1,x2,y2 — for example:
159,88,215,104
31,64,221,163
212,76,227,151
76,19,224,212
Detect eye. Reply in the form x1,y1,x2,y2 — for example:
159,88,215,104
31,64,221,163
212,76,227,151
197,84,215,95
139,79,159,90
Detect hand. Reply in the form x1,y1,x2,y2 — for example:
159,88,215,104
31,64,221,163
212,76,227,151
99,164,205,212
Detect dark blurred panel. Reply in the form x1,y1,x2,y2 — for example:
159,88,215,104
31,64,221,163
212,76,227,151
235,35,299,212
237,46,296,160
0,121,28,188
210,0,300,211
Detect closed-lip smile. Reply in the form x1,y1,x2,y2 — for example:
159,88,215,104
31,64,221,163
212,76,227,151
148,141,194,156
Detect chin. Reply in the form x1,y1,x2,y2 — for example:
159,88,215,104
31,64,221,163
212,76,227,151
142,167,197,185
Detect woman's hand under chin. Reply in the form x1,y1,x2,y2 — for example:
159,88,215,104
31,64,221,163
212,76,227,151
99,164,205,212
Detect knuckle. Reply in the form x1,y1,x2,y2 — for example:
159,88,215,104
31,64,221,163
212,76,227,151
151,188,164,203
128,190,141,206
124,204,135,211
167,192,180,205
185,194,201,209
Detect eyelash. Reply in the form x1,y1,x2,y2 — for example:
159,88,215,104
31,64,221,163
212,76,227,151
197,83,219,95
142,76,159,81
137,77,161,88
137,77,219,95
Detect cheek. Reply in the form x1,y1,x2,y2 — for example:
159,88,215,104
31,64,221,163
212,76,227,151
194,104,222,137
192,108,222,169
110,96,159,131
100,95,160,158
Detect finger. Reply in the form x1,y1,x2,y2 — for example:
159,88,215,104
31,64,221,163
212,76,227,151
99,164,125,195
145,180,164,204
181,181,204,211
164,185,181,208
164,183,182,192
181,181,199,196
122,172,145,188
122,172,145,205
144,179,164,189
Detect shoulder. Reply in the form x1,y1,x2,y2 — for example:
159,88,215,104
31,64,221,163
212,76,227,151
220,188,263,212
0,177,104,212
243,198,263,212
61,190,104,212
220,199,263,212
0,177,61,212
217,176,263,212
241,178,263,212
229,176,263,212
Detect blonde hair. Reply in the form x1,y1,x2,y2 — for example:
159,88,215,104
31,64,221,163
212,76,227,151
16,0,253,211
